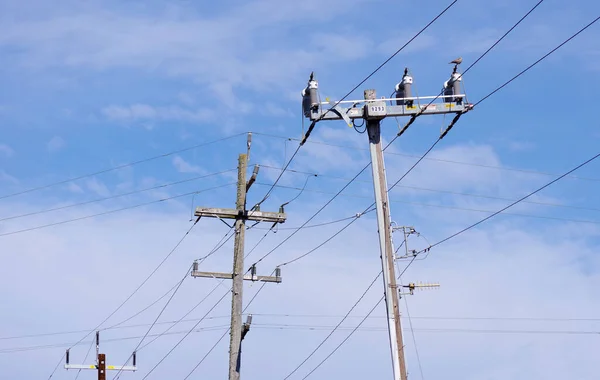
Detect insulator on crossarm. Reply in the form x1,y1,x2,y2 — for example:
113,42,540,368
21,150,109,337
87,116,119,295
395,68,414,107
302,72,319,117
443,69,463,104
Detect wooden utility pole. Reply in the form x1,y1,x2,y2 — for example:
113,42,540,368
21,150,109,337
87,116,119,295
64,331,137,379
191,149,286,380
98,354,106,380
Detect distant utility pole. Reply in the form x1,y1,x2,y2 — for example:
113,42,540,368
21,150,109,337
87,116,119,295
301,64,472,380
191,136,287,380
65,331,137,380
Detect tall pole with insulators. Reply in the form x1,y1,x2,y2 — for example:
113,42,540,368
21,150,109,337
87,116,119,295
364,88,408,380
300,63,472,380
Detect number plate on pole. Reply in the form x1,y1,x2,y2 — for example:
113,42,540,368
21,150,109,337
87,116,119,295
365,101,387,119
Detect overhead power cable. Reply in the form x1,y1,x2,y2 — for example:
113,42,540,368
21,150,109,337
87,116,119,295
252,0,457,211
421,150,600,253
300,0,458,145
476,14,600,106
398,0,545,125
140,224,281,378
0,183,235,237
254,182,600,226
282,272,383,379
44,217,202,379
136,231,236,352
0,169,237,223
254,135,600,183
257,0,545,267
111,264,193,380
0,133,244,201
8,324,599,354
299,257,416,379
12,313,599,343
256,167,600,214
182,269,277,379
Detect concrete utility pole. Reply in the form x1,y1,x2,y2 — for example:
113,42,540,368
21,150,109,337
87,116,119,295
191,146,286,380
64,331,137,379
301,67,472,380
364,88,407,380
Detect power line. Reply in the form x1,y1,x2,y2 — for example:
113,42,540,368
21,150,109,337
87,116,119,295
0,133,244,201
254,135,600,183
299,0,458,145
0,169,237,223
44,218,202,378
105,279,185,331
259,0,544,269
256,168,600,214
140,223,283,379
282,272,382,379
0,183,234,237
7,313,599,342
11,324,597,353
46,352,65,380
476,15,600,106
182,269,279,379
111,264,192,380
253,182,600,226
253,0,457,211
300,257,415,379
302,294,383,379
396,273,425,380
136,231,237,352
140,287,231,379
422,150,600,252
6,325,598,354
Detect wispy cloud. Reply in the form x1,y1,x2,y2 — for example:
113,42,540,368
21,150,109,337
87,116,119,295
47,136,66,153
0,143,14,157
172,156,204,174
0,170,18,184
102,104,215,123
85,177,110,197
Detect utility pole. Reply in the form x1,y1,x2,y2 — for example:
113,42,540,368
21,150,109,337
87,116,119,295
364,88,407,380
300,65,472,380
191,142,286,380
65,331,137,379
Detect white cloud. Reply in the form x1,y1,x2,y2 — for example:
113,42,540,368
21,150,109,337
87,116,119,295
66,182,84,193
261,102,294,117
85,177,110,197
0,169,18,183
172,156,204,174
377,33,437,56
46,136,66,153
311,32,372,60
0,143,14,157
102,104,215,124
0,0,373,102
0,188,597,379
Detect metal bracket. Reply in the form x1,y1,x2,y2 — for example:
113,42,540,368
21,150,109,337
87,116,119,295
327,100,353,127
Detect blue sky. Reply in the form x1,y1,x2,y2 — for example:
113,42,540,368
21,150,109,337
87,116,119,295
1,0,600,379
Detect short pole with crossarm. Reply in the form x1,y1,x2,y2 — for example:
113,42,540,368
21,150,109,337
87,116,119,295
191,143,286,380
64,331,137,379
